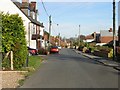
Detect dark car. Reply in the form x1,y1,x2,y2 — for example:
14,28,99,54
50,46,59,53
27,47,38,55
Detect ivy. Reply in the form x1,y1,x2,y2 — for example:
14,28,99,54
1,12,27,70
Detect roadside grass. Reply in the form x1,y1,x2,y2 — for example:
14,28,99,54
18,55,44,87
28,55,43,69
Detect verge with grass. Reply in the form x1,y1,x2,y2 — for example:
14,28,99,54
18,55,44,87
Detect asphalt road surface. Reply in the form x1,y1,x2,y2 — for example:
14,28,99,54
21,48,119,88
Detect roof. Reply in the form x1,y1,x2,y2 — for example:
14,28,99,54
12,1,44,27
85,35,94,40
100,30,118,37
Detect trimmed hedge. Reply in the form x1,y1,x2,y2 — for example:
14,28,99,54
1,12,27,70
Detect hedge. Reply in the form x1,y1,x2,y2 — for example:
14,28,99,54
1,12,27,70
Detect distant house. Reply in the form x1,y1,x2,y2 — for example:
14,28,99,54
44,31,49,48
84,32,100,43
84,34,94,43
119,25,120,46
0,0,44,50
118,1,120,46
84,28,118,46
100,28,118,44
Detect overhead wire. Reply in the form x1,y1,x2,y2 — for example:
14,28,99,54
40,0,49,17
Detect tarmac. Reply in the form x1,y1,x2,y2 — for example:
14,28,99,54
74,49,120,71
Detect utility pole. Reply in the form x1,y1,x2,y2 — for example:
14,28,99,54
58,33,60,46
79,25,80,46
48,15,52,47
113,0,116,60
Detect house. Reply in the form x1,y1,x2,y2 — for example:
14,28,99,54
118,1,120,46
84,34,94,43
0,0,44,50
119,25,120,46
100,28,118,45
84,28,118,46
84,32,100,43
44,31,49,48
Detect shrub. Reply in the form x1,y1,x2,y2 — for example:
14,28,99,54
1,12,27,70
38,48,49,55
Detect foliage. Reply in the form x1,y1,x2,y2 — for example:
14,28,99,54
108,49,113,58
38,48,45,54
96,46,111,52
1,12,27,70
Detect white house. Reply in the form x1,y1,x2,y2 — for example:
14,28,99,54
40,27,45,49
0,0,44,50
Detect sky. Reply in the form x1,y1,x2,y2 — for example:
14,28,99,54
30,0,119,38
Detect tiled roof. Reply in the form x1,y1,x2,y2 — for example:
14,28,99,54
85,35,94,40
12,1,44,27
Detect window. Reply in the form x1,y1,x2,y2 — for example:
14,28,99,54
32,24,35,34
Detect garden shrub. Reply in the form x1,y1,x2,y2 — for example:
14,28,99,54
1,12,27,70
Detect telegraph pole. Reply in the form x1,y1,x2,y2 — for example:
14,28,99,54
59,33,60,46
79,25,80,46
113,0,116,60
48,15,52,47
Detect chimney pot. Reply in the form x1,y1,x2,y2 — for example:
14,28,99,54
109,28,112,32
22,0,29,3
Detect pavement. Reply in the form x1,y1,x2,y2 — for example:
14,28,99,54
74,49,120,71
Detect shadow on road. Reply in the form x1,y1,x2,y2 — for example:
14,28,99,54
49,53,102,66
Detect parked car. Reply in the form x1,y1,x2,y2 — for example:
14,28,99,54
27,47,38,55
50,46,59,53
57,46,62,50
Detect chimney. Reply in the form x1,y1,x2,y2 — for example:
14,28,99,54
31,2,36,11
30,2,37,20
109,28,112,32
22,0,29,3
21,0,29,16
94,32,96,39
35,10,38,20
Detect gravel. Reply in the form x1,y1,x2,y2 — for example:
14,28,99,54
0,71,27,88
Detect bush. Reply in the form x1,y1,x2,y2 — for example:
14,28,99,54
78,46,84,51
116,47,120,61
38,48,49,55
1,12,27,70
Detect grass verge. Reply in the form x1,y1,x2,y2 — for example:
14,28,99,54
18,55,43,87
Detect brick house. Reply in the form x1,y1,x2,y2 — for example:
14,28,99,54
84,28,118,46
100,28,118,44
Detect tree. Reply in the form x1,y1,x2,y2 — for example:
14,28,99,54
1,12,27,70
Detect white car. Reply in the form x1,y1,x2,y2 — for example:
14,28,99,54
57,46,62,50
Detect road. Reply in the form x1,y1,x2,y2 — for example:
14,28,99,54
21,48,119,88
